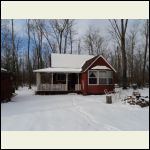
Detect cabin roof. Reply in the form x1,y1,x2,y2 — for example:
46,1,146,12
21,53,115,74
51,53,94,69
34,54,116,73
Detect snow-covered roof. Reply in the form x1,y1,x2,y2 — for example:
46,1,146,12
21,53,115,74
33,67,81,73
34,54,116,73
51,53,94,69
1,68,7,72
91,65,111,70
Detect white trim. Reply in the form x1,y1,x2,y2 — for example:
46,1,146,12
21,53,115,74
36,72,41,90
84,55,116,73
66,73,68,91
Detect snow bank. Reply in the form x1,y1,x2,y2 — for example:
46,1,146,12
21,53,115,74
1,87,149,131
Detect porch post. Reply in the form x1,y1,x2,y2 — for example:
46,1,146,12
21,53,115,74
36,72,41,90
66,73,68,91
51,72,53,90
78,73,80,90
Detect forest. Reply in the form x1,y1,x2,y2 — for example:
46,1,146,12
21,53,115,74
1,19,149,89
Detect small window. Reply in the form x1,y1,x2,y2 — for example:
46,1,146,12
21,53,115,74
89,71,98,85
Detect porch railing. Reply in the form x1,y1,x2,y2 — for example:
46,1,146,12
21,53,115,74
37,84,81,91
75,84,81,91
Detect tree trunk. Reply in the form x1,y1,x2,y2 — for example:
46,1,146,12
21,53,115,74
27,20,31,89
11,19,18,90
59,32,63,53
131,40,134,84
121,20,127,89
142,20,149,86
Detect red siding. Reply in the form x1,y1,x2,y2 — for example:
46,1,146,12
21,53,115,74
87,85,114,94
81,72,88,95
81,56,115,94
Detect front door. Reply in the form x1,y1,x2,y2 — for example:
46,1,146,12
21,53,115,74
68,73,77,91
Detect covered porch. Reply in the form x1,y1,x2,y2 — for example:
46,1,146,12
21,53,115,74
34,68,81,94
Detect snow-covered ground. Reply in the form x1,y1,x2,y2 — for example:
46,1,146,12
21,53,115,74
1,87,149,131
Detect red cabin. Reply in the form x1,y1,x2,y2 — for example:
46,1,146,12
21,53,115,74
34,54,116,95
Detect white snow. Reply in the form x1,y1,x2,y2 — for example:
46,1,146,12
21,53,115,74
1,68,7,72
33,54,117,73
33,67,81,73
51,53,94,69
1,87,149,131
91,65,111,70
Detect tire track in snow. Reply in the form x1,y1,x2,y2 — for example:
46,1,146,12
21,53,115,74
104,124,120,131
72,95,121,131
71,95,100,130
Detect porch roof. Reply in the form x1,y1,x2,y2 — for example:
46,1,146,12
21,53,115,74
33,67,81,73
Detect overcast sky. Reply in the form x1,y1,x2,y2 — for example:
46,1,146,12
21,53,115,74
13,19,143,38
4,19,145,53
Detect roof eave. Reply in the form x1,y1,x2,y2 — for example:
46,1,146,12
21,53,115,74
82,55,117,73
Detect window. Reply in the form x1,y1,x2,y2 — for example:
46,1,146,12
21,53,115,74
99,71,106,78
99,78,107,84
56,74,66,81
99,71,107,85
88,70,113,85
88,71,98,84
107,71,113,78
108,78,113,84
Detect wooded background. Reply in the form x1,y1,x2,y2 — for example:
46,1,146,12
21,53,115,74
1,19,149,89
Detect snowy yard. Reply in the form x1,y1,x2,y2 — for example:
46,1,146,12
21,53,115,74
1,87,149,131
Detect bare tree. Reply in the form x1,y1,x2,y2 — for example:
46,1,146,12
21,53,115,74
26,19,32,89
34,20,57,53
51,19,69,53
11,19,16,73
11,19,20,89
1,20,12,70
77,39,81,54
109,19,128,89
50,19,76,54
126,24,138,84
142,20,149,86
30,20,44,69
84,26,104,55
